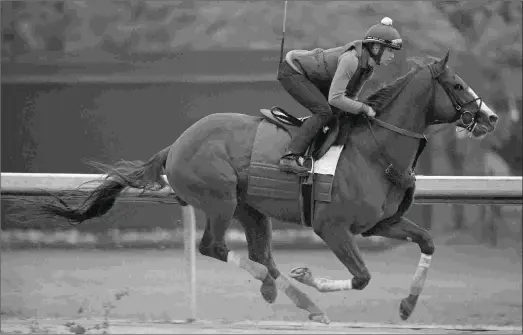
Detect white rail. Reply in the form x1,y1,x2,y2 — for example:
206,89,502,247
1,173,522,205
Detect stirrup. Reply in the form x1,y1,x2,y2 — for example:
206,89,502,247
303,155,314,174
279,156,307,174
279,155,313,176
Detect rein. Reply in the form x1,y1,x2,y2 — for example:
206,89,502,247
361,63,482,187
368,117,427,139
366,63,483,139
362,69,426,178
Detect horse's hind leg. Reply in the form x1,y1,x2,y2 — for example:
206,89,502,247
198,202,279,309
198,207,269,281
233,204,278,303
234,204,329,324
363,216,434,320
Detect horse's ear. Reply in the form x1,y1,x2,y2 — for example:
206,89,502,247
441,49,451,68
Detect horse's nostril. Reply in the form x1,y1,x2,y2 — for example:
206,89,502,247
489,114,499,125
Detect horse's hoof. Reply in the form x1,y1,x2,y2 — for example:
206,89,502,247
309,313,330,324
260,279,277,304
399,294,418,320
290,267,313,284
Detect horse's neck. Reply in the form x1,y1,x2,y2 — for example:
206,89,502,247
351,69,433,171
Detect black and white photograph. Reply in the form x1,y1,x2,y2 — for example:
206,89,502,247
1,1,521,333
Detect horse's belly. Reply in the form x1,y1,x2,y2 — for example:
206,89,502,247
247,197,302,224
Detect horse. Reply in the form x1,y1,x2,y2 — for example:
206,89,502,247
36,50,498,324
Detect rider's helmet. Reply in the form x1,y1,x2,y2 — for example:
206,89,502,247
363,17,403,50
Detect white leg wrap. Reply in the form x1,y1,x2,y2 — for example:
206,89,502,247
315,278,352,292
409,253,432,296
274,274,291,291
227,250,242,267
419,253,432,268
227,250,267,281
275,275,324,315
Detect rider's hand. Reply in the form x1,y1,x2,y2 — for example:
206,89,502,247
361,104,376,118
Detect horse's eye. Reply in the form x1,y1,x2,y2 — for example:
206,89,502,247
454,84,463,90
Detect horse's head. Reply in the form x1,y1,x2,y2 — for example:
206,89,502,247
429,49,498,139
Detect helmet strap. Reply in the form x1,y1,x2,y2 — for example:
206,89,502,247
375,46,385,65
366,43,384,65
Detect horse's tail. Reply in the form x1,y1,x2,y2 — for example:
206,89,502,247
40,146,171,225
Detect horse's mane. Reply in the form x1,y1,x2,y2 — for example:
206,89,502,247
362,57,428,112
335,57,433,145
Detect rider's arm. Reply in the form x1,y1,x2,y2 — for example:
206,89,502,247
328,53,367,115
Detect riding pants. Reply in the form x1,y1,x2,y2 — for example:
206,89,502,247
276,61,334,155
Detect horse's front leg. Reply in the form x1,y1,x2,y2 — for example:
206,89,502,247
291,220,371,293
363,216,435,320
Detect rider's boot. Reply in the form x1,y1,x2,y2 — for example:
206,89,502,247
279,152,309,175
279,116,322,175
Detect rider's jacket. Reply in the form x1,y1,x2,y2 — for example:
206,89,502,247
285,40,375,114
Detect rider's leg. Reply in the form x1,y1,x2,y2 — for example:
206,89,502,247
276,61,332,174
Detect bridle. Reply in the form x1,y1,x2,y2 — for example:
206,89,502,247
364,62,485,174
367,63,483,139
427,63,483,134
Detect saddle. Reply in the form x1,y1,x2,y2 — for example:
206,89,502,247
259,107,340,161
258,106,341,227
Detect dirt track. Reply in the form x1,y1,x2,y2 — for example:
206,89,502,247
1,318,522,334
1,245,521,333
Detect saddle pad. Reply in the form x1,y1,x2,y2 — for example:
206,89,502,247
247,119,299,199
248,165,335,202
313,145,344,175
246,120,341,202
310,145,345,203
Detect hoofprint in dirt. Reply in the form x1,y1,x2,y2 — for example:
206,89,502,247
1,245,521,327
1,318,522,335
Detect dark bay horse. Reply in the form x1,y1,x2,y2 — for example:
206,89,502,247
37,50,498,323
